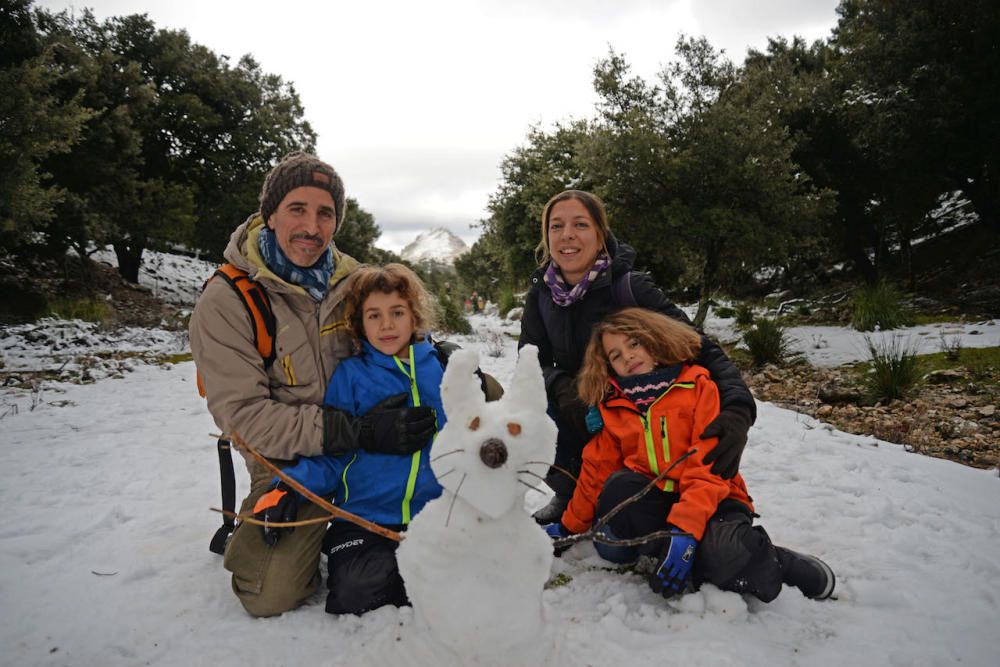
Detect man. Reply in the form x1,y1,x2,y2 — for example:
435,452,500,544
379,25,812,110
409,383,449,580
190,152,435,617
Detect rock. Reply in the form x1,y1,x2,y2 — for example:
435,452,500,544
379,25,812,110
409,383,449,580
978,405,996,417
818,382,862,405
817,405,834,417
925,369,967,384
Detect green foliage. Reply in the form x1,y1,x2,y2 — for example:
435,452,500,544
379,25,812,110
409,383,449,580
862,335,922,401
334,198,381,263
434,289,472,335
712,305,735,319
0,1,92,255
5,6,319,279
454,236,505,301
734,303,755,328
851,282,912,331
496,285,519,318
742,318,794,367
48,295,113,324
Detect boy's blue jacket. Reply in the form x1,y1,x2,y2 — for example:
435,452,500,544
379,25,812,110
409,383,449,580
277,339,445,526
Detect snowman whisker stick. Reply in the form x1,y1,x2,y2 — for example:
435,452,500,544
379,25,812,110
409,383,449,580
517,469,548,485
445,473,467,528
525,460,578,485
518,479,548,494
552,448,697,550
431,449,465,462
226,429,403,542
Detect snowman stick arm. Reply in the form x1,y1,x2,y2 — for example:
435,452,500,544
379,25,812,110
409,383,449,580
228,429,404,542
552,448,697,549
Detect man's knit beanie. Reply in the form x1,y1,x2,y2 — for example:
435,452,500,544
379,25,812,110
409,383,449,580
259,151,347,233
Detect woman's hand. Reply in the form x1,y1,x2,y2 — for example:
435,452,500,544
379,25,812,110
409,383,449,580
700,407,752,479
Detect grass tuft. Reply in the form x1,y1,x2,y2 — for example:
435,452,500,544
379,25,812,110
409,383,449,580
742,317,795,367
851,282,912,331
862,335,922,401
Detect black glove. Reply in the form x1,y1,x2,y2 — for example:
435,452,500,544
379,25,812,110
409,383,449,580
252,481,297,546
322,395,436,456
358,393,437,455
551,375,589,440
700,406,753,479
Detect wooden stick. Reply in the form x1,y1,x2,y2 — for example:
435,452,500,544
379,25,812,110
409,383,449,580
227,429,403,542
552,448,697,549
210,507,337,528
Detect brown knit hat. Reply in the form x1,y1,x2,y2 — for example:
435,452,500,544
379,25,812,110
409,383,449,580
259,151,347,233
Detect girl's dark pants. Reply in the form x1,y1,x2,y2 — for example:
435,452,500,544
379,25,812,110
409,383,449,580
596,469,784,602
323,521,409,615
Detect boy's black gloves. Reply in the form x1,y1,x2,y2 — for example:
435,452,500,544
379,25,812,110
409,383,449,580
700,406,752,479
322,395,435,457
253,481,297,546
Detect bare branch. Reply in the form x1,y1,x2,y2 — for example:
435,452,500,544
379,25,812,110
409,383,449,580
211,507,337,528
552,449,698,550
227,430,403,542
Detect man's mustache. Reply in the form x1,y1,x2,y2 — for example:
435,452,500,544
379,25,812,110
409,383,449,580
290,232,325,245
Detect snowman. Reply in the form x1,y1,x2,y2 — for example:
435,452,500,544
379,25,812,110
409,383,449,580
396,345,558,665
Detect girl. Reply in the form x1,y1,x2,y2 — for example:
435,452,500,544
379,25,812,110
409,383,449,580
519,190,754,525
253,263,448,615
546,307,835,603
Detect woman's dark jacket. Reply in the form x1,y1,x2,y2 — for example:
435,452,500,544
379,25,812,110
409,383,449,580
518,234,756,420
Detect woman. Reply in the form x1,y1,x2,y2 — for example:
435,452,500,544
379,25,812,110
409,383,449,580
519,190,756,523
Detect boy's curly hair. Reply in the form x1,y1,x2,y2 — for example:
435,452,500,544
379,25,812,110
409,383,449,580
577,307,702,405
341,263,437,352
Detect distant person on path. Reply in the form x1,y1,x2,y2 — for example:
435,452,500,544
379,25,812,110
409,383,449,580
190,152,436,617
543,308,835,602
519,190,756,524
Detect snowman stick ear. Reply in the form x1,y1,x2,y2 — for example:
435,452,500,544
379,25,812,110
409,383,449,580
440,349,487,416
510,345,547,407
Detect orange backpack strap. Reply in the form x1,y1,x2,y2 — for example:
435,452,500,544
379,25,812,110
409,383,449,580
211,264,277,369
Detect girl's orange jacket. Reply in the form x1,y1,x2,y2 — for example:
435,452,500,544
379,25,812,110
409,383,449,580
561,363,753,540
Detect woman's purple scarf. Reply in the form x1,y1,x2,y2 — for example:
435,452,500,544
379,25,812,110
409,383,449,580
543,253,611,307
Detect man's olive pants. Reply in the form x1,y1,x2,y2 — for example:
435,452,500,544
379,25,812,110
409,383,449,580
223,467,328,617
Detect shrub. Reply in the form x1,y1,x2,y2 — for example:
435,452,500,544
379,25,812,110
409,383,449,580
49,296,113,324
713,305,736,319
435,290,472,335
497,285,518,318
863,335,922,401
939,333,962,361
851,282,912,331
742,317,794,367
734,302,755,328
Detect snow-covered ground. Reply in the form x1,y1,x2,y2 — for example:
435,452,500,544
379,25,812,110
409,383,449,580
1,248,998,666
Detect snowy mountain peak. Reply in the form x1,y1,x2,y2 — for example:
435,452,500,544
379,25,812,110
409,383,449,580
400,227,469,265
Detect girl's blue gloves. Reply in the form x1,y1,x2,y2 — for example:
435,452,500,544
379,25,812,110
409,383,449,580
649,527,697,598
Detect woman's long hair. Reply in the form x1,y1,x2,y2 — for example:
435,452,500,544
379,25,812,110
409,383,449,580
342,263,436,351
535,190,611,266
577,307,702,405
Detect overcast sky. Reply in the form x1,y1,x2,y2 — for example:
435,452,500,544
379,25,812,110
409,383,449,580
39,0,842,253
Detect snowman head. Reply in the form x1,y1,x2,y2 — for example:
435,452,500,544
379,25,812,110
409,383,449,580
432,345,557,519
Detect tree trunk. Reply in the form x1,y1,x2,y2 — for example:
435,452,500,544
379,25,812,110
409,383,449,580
965,169,1000,234
113,240,144,284
842,220,879,285
693,242,719,329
